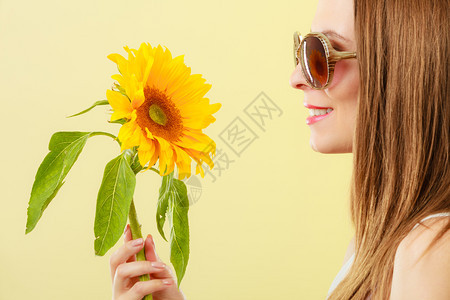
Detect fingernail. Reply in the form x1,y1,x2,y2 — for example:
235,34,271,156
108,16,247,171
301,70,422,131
147,234,155,246
151,261,166,268
123,225,128,236
162,279,172,285
132,238,143,246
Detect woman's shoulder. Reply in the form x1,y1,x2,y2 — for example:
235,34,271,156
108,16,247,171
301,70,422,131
396,213,450,266
390,213,450,299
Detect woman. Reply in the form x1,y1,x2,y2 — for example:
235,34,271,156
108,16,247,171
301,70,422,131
109,0,450,299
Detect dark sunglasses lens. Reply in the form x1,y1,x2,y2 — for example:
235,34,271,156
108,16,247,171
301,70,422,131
300,36,328,88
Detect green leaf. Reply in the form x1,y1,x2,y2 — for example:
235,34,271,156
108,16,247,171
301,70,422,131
108,118,127,125
156,172,190,286
25,131,92,234
156,172,174,242
167,178,190,287
94,149,136,256
66,100,109,118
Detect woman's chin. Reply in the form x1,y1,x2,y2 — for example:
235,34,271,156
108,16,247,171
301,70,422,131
309,138,352,154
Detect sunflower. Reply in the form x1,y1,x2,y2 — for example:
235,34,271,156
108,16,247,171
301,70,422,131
106,43,221,180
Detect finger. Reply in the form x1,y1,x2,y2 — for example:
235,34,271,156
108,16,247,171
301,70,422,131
123,224,136,263
144,234,159,262
110,237,145,282
129,278,173,299
124,224,131,242
144,235,174,279
114,260,167,288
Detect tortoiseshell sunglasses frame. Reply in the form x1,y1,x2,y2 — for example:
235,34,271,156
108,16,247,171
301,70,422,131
293,31,357,89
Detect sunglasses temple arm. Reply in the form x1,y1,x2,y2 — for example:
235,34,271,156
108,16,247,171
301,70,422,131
336,51,357,59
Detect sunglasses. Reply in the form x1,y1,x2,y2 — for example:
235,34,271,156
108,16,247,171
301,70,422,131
293,31,357,89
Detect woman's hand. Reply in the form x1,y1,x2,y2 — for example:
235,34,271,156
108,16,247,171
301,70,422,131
110,224,186,300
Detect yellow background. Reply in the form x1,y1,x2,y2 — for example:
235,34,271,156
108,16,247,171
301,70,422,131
0,0,354,299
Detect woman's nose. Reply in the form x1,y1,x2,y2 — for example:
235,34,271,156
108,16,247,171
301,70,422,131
289,64,309,90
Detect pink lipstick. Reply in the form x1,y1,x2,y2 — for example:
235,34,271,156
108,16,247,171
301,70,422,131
304,103,333,125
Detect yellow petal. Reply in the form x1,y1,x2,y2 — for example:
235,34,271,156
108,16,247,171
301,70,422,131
138,147,153,168
174,128,215,152
148,143,159,169
107,53,128,74
154,136,174,176
132,88,145,109
172,77,210,107
174,146,192,179
196,163,205,178
146,45,168,88
156,54,185,91
145,127,154,140
118,120,140,151
123,123,142,150
111,110,130,121
106,90,132,121
111,74,126,89
139,138,154,151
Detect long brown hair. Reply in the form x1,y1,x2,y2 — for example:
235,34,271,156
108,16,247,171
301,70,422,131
328,0,450,299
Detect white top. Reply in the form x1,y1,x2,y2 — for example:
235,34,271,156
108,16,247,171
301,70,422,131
326,212,450,299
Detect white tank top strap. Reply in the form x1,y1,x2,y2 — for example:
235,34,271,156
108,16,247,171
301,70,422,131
411,212,450,231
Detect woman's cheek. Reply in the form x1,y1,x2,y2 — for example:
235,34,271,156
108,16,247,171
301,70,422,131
333,60,346,81
326,59,359,102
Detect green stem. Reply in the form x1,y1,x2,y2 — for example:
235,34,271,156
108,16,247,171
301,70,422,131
148,167,160,175
128,198,153,300
89,131,121,147
127,148,160,300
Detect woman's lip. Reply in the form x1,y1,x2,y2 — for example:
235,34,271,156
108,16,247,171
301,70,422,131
304,102,333,109
306,110,333,125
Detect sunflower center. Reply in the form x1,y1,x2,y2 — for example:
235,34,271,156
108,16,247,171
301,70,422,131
148,104,167,126
136,86,184,142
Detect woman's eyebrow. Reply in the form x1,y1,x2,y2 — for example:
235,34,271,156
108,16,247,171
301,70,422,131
310,28,351,43
322,30,351,43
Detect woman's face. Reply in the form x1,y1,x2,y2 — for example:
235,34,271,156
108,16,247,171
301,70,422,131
289,0,359,153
